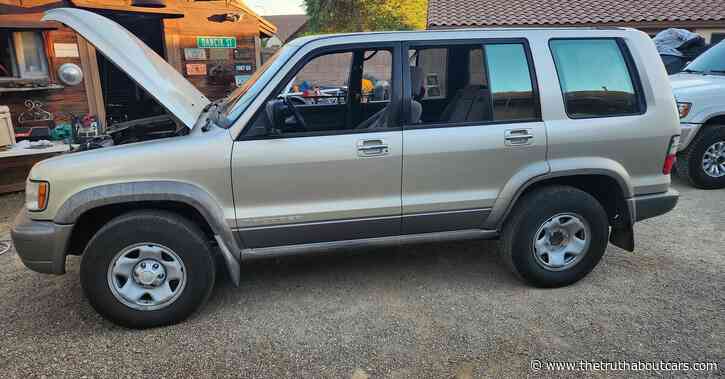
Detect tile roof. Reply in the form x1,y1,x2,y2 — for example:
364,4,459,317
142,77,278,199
427,0,725,28
264,14,308,42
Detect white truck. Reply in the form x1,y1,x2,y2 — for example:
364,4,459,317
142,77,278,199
671,41,725,188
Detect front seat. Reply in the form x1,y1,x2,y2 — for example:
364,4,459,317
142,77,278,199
355,66,426,129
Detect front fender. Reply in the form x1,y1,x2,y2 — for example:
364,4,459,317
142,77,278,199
55,181,241,285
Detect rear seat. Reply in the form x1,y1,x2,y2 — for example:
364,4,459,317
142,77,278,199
440,85,492,123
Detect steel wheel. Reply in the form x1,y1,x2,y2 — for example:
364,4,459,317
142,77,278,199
532,213,591,271
107,243,187,311
702,141,725,178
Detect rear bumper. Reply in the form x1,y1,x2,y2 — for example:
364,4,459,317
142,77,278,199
632,189,679,222
10,209,72,274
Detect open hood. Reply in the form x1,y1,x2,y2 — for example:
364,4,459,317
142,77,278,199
43,8,210,128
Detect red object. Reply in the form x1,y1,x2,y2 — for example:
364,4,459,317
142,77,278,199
662,135,680,175
662,155,676,175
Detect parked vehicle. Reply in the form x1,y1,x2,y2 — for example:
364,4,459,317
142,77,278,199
12,8,680,328
671,40,725,189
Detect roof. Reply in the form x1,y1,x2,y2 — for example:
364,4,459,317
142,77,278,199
427,0,725,28
264,14,308,42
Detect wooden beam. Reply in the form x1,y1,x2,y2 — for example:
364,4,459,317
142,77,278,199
162,18,182,73
77,35,106,132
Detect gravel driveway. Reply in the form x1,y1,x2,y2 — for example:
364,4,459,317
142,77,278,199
0,177,723,378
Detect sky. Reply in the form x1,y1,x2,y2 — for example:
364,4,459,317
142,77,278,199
248,0,306,15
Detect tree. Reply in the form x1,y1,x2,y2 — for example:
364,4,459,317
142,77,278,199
303,0,427,34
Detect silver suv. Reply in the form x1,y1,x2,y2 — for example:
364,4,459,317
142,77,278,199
12,9,680,328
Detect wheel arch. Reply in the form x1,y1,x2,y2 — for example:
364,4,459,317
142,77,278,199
58,181,241,285
486,163,634,232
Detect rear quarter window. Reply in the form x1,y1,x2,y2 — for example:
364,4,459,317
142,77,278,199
550,38,644,118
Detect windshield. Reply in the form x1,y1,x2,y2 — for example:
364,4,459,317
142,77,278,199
219,44,298,126
684,41,725,73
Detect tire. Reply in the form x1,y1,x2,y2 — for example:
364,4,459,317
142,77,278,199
676,125,725,189
499,185,609,288
80,210,216,328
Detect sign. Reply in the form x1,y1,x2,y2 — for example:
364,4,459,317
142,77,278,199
233,48,252,60
53,43,79,58
184,48,207,61
235,64,253,73
186,63,207,76
208,49,229,60
235,75,251,87
197,36,236,49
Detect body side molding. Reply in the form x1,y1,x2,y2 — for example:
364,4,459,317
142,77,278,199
241,229,499,260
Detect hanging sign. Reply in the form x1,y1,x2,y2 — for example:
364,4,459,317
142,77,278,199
197,36,237,49
184,48,207,61
235,64,253,73
53,43,79,58
186,63,207,76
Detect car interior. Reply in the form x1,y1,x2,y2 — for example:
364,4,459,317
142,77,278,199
250,42,538,137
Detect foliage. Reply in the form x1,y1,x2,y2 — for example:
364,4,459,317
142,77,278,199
303,0,427,34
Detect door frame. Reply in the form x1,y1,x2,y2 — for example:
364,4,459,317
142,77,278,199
237,41,405,140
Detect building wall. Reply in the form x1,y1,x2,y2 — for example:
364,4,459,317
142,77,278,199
694,28,725,43
163,2,263,100
1,20,90,128
1,1,270,131
291,51,393,89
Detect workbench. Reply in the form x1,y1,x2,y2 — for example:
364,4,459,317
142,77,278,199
0,142,69,194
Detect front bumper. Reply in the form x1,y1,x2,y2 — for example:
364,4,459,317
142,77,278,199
678,122,701,151
10,209,73,274
632,189,679,222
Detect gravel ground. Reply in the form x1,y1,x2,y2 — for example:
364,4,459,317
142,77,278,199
0,177,723,378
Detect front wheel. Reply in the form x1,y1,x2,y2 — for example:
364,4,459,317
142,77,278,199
80,210,216,328
500,186,610,288
676,125,725,189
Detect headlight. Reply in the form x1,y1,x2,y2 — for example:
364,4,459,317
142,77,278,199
677,102,692,119
26,180,49,211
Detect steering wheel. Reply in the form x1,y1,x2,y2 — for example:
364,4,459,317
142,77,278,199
283,96,307,132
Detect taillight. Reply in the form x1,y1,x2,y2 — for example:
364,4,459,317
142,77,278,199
663,135,680,175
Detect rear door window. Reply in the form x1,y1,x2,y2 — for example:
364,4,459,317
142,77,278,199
485,43,537,121
550,39,643,118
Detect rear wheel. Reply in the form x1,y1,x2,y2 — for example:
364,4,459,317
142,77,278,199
500,186,609,287
676,125,725,189
80,210,216,328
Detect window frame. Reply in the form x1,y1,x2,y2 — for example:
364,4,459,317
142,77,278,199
548,37,647,120
401,38,542,131
238,41,403,141
0,30,50,81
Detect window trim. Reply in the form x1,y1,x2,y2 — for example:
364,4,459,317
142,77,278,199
548,37,647,120
401,37,542,131
238,41,403,141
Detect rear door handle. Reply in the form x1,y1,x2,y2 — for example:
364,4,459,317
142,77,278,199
505,128,534,146
357,139,389,157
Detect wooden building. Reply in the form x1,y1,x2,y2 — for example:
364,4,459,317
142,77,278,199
0,0,276,131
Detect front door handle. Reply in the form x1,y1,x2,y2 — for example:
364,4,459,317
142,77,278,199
505,128,534,146
357,139,389,157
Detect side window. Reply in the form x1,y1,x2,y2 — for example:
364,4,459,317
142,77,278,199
407,42,538,126
485,44,537,121
287,52,352,104
246,48,394,138
550,39,642,118
362,50,392,102
415,48,447,99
